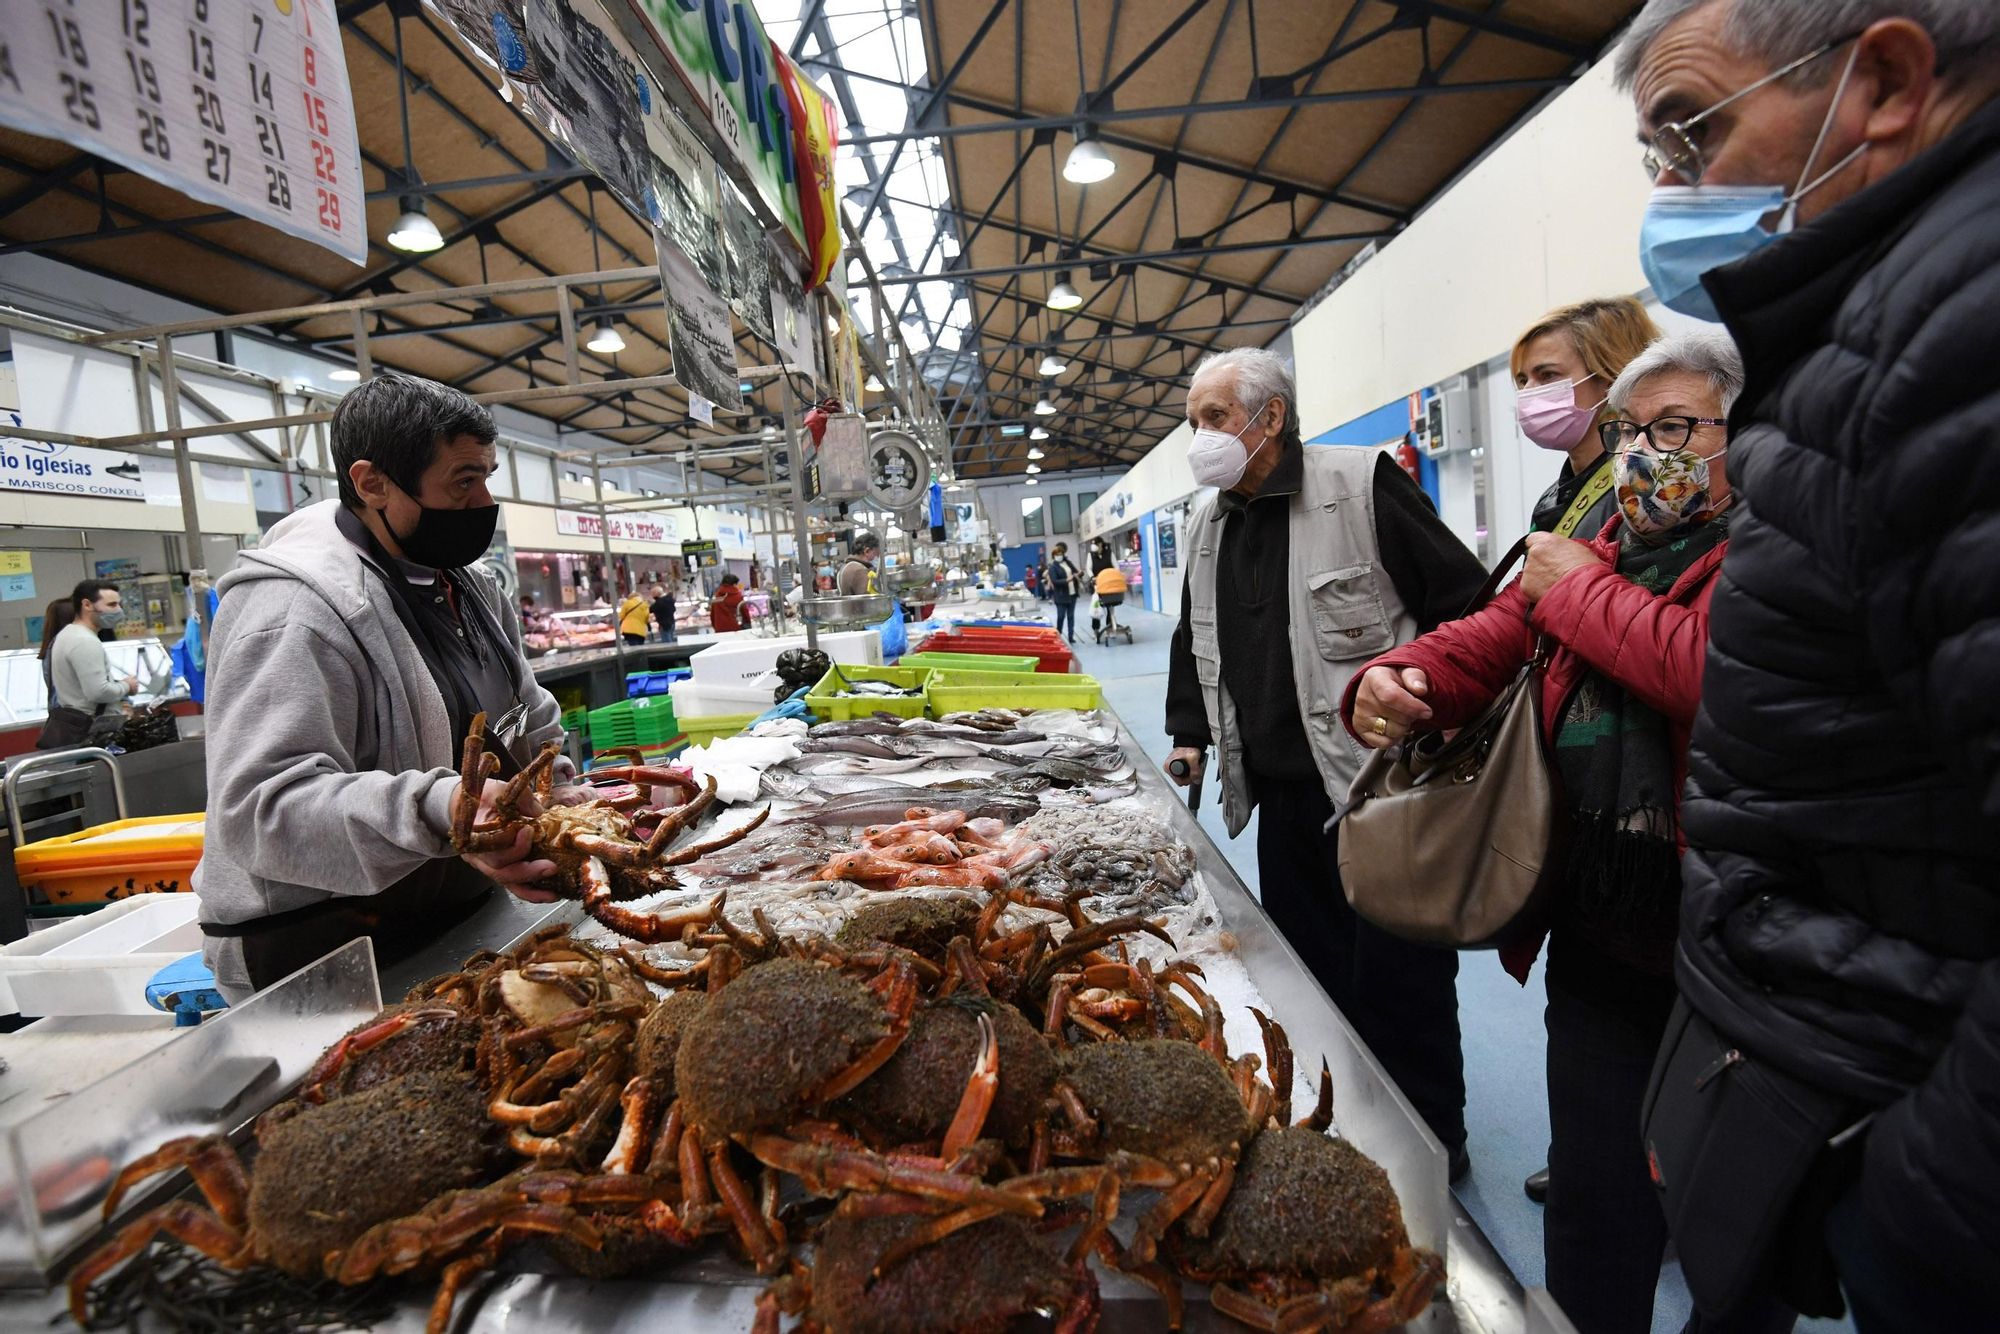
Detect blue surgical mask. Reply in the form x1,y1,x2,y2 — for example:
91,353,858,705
1638,43,1866,322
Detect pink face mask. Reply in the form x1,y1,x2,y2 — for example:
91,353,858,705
1515,374,1601,452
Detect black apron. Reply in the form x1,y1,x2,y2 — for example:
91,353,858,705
203,513,528,990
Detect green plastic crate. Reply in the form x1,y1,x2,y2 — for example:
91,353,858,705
587,696,679,751
894,651,1040,675
805,664,934,721
924,667,1104,714
680,712,759,749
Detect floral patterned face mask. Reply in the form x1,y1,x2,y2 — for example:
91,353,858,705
1614,445,1730,537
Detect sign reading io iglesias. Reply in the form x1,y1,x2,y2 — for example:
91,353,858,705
555,509,681,544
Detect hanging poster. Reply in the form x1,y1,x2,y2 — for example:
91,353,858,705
768,241,812,376
657,230,743,414
0,573,34,602
1158,517,1178,568
0,552,28,576
521,0,650,216
720,178,774,345
640,76,725,292
0,0,367,264
688,392,714,426
426,1,539,87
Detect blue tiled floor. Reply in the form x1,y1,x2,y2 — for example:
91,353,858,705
1053,602,1854,1334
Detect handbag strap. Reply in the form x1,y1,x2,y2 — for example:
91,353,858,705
1456,534,1533,619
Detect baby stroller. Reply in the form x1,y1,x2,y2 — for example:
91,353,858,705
1093,591,1132,645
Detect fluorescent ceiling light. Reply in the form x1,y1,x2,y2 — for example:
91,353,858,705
1033,396,1057,416
1027,447,1045,459
330,368,361,383
386,197,444,253
586,319,626,354
1046,271,1082,310
1038,351,1069,376
1029,426,1049,440
999,424,1025,437
1062,130,1116,185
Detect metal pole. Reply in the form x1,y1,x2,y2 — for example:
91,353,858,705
593,459,627,684
155,334,210,633
351,310,372,380
779,374,818,653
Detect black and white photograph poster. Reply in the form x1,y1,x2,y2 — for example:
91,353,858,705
657,231,743,414
768,241,815,379
521,0,648,217
721,179,774,346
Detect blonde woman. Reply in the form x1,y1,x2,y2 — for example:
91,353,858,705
1512,296,1662,541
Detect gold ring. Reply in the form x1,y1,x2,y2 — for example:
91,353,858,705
1372,716,1389,736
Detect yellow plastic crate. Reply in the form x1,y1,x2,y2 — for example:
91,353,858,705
679,713,760,749
14,815,205,905
805,665,933,721
924,668,1104,713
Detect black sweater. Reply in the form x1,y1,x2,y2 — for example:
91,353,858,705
1165,448,1484,779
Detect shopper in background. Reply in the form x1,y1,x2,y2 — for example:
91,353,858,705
839,532,881,596
1047,542,1082,642
1163,347,1486,1179
617,587,649,645
1513,302,1664,1207
1351,332,1777,1334
194,373,573,1001
649,583,676,643
711,573,748,631
1088,536,1113,576
34,597,75,706
1091,559,1129,641
1514,296,1662,541
38,581,137,750
1617,4,2000,1328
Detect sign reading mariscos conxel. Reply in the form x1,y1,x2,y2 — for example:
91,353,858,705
0,427,145,502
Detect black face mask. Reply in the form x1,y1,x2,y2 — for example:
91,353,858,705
382,494,499,570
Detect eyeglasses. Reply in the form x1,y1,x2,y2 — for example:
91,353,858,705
1598,416,1726,451
1640,32,1862,184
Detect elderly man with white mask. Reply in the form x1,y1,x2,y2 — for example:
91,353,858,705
1162,346,1486,1179
1616,2,2000,1331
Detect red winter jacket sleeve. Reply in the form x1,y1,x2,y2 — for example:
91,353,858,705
1340,581,1538,741
1528,561,1712,725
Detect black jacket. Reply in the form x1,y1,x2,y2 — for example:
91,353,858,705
1165,448,1484,777
1531,449,1620,536
1679,95,2000,1282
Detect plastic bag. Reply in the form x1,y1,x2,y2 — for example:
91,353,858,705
875,600,908,658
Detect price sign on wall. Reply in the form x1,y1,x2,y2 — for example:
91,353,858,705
0,0,367,265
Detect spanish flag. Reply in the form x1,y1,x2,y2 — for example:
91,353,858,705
774,47,842,289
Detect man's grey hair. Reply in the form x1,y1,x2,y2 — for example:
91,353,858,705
1607,330,1747,416
1616,0,2000,91
1188,347,1304,448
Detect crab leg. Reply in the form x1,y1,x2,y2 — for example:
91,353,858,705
803,960,919,1104
495,743,560,822
660,804,772,865
871,1201,1013,1278
740,1133,1044,1217
1099,1233,1186,1332
602,1076,662,1174
67,1202,249,1324
679,1122,715,1211
1299,1059,1334,1132
97,1133,249,1226
708,1140,786,1273
502,1000,645,1050
947,937,992,997
939,1013,1000,1160
450,713,492,850
1199,994,1229,1062
425,1235,505,1334
578,861,718,944
299,1008,458,1104
1126,1166,1218,1265
1252,1009,1295,1126
640,775,718,854
1180,1155,1238,1240
1050,1080,1098,1143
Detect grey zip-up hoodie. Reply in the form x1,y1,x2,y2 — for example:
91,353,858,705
193,500,564,993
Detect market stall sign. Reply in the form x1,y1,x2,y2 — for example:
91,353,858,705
0,0,368,264
554,508,680,544
0,435,145,501
681,537,720,568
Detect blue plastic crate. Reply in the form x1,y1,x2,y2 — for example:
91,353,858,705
626,667,692,698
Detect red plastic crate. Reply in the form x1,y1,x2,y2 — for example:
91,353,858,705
917,629,1074,674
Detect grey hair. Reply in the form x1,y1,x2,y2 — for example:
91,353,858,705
1615,0,2000,91
1607,330,1747,415
1188,347,1303,446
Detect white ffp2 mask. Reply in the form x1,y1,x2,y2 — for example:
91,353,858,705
1187,400,1275,490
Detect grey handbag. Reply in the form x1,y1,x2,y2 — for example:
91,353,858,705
1336,536,1567,948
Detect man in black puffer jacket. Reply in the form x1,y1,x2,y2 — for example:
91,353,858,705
1618,3,2000,1330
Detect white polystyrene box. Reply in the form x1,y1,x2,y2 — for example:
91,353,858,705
0,896,202,1017
686,630,880,686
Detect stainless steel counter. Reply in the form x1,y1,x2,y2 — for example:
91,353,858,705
0,705,1547,1332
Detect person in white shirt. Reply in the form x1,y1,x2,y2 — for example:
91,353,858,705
38,579,137,749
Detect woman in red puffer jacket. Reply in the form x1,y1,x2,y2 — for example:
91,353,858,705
1342,331,1767,1334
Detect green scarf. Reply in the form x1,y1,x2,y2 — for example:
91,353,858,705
1553,517,1727,953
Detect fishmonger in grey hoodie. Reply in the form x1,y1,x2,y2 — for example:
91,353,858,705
193,499,565,998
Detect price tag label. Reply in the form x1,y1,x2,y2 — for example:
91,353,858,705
0,0,367,265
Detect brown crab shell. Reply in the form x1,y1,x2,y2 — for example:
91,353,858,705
1059,1038,1250,1165
809,1213,1078,1334
632,989,707,1095
837,997,1053,1149
676,959,888,1138
833,896,982,964
1169,1126,1409,1280
246,1071,496,1277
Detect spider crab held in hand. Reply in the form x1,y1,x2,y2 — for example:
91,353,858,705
449,712,770,941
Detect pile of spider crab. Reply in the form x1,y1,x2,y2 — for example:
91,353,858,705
68,725,1442,1333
